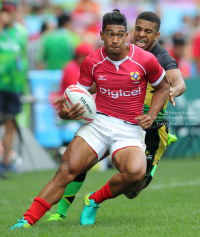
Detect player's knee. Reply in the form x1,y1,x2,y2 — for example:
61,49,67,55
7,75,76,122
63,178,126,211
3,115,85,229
62,155,79,176
136,167,146,183
127,165,146,184
55,162,76,185
61,145,81,175
4,119,16,130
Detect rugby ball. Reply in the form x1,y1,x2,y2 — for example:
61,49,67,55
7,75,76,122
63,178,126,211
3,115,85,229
64,85,96,123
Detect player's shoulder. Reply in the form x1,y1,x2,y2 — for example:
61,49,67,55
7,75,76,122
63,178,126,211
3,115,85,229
133,45,157,63
82,47,105,67
151,43,170,57
151,43,178,70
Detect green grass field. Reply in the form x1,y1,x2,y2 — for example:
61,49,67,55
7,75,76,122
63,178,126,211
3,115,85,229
0,158,200,237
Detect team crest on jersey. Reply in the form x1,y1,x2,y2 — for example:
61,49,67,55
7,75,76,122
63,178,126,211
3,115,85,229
130,72,140,81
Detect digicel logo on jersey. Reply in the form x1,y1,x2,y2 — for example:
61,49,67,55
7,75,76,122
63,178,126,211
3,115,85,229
99,87,141,98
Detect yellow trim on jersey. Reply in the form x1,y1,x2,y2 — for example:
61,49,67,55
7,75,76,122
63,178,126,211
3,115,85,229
144,82,168,116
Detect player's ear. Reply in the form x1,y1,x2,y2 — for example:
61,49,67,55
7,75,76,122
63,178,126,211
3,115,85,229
155,31,160,41
100,31,104,41
126,32,129,38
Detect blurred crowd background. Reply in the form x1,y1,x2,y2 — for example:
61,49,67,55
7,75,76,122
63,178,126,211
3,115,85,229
0,0,200,174
4,0,200,76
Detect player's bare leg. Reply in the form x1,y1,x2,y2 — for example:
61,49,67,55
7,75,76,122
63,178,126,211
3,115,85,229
123,177,146,199
10,136,97,228
46,150,110,221
80,146,146,225
124,162,159,199
2,119,16,167
38,137,97,205
109,147,146,196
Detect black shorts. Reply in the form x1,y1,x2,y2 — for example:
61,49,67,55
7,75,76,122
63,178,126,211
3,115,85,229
144,123,168,187
0,91,22,115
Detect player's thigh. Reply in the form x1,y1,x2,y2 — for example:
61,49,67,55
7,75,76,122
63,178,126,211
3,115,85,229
113,146,146,176
62,120,108,174
109,121,146,177
154,125,168,164
75,120,109,161
62,136,98,175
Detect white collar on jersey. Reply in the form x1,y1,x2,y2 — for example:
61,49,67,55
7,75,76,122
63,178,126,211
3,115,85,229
106,56,129,71
101,44,134,71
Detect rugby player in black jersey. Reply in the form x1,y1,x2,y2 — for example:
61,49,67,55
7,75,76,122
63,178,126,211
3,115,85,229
124,11,186,198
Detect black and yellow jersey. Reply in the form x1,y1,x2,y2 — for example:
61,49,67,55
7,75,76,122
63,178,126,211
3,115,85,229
143,42,178,122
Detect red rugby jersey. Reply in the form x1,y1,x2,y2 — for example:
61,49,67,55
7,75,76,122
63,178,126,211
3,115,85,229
78,43,165,124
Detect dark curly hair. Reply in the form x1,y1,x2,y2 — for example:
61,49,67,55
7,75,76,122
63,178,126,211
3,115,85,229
136,11,161,32
102,9,127,32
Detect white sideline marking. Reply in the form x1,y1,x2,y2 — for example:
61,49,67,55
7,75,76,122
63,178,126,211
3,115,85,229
1,181,200,205
149,180,200,190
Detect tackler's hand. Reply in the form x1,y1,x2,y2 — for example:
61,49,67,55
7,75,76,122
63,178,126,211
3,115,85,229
169,87,176,107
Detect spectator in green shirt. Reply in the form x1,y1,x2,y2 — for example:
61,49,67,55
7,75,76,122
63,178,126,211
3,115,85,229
0,1,28,176
36,14,80,70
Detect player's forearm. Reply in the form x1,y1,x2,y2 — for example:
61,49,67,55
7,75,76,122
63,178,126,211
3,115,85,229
147,89,168,120
170,79,186,97
148,77,169,120
166,69,186,97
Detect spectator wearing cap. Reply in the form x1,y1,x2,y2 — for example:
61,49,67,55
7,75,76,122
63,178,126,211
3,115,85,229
60,42,94,95
170,33,191,79
36,14,80,70
0,1,28,175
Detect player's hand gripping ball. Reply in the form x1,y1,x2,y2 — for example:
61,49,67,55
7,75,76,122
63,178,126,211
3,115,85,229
64,85,96,123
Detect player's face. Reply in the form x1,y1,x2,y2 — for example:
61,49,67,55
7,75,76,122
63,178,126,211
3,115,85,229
134,19,160,51
0,11,12,27
100,25,128,56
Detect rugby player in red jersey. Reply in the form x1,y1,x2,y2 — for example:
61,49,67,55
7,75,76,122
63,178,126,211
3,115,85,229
46,12,185,223
10,9,169,229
